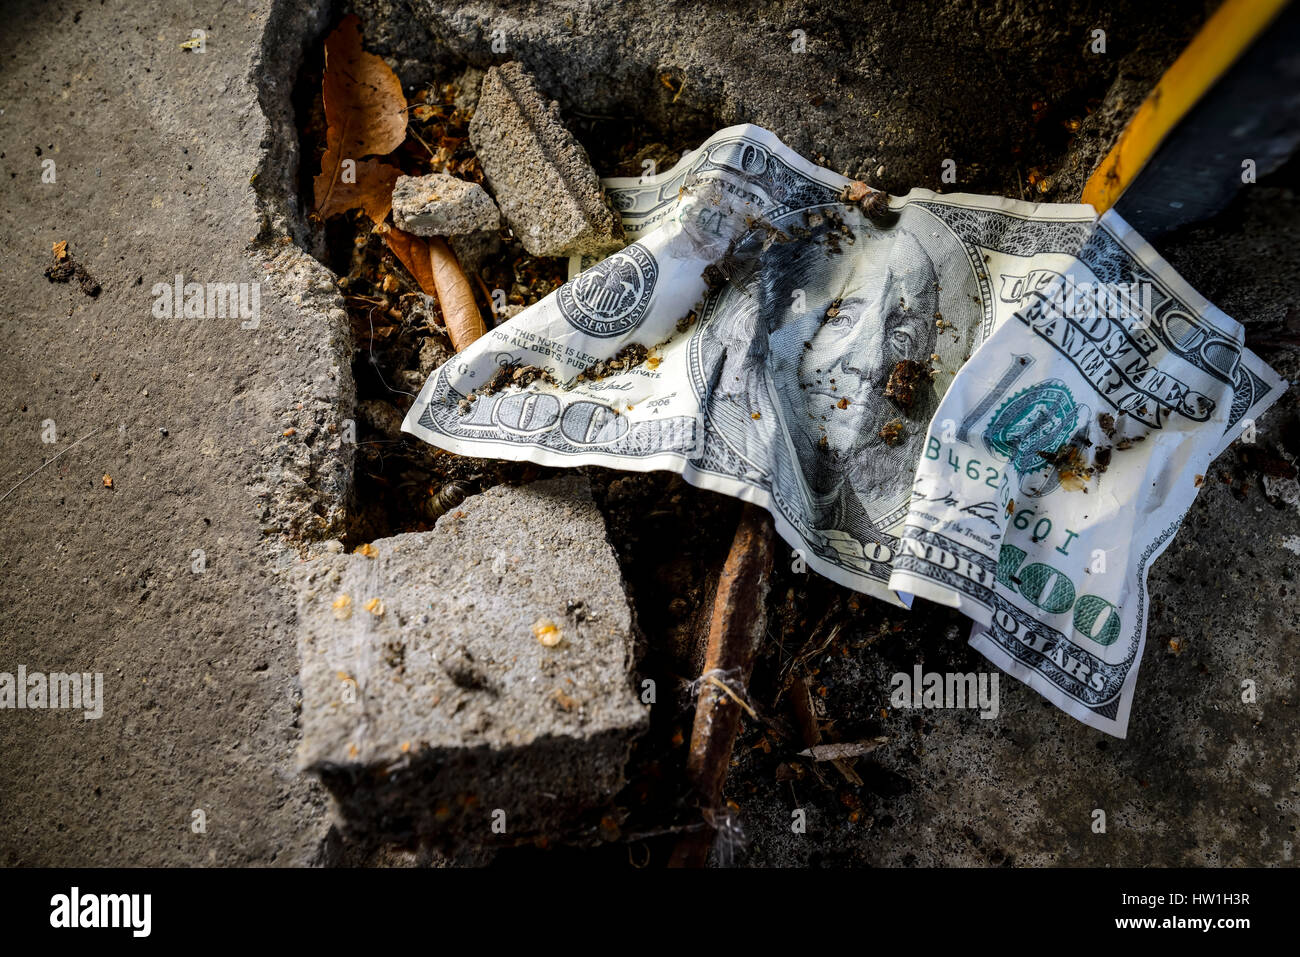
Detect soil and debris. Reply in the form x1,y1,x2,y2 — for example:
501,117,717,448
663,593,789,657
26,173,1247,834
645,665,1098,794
1038,443,1094,492
878,419,906,446
43,241,101,297
882,359,932,411
457,363,559,414
578,342,651,381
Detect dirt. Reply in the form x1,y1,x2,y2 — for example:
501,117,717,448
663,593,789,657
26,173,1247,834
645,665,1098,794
882,358,931,412
42,246,101,297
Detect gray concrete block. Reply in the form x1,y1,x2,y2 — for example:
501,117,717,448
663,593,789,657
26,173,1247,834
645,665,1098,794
468,63,625,258
292,475,647,848
392,173,500,237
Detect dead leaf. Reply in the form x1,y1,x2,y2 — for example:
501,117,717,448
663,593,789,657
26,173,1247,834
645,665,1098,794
429,237,486,351
382,225,438,297
52,240,68,260
314,149,401,223
312,14,407,221
321,16,406,156
384,227,485,350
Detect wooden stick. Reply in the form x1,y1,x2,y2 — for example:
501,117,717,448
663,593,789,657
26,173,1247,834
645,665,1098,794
669,503,775,867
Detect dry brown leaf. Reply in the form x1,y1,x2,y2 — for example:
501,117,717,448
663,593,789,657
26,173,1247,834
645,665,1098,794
382,225,438,296
315,146,401,223
383,228,485,351
429,237,486,351
321,15,406,156
313,14,407,220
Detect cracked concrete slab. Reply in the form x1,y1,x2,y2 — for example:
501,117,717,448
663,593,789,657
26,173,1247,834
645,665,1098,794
0,0,345,866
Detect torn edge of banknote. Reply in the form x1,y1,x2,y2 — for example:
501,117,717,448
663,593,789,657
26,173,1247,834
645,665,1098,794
886,206,1287,737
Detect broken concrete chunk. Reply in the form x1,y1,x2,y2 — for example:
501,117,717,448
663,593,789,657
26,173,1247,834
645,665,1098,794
469,63,625,259
292,474,647,849
392,172,501,238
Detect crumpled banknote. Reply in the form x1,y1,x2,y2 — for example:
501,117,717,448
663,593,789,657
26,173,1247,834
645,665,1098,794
402,124,1286,736
887,213,1286,735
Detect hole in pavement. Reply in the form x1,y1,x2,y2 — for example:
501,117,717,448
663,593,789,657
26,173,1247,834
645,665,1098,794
267,5,776,865
261,3,985,868
283,9,724,553
259,2,1143,867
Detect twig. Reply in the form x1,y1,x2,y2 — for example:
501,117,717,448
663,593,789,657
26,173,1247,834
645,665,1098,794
704,673,758,721
797,738,888,762
669,503,775,868
407,125,437,160
788,672,856,786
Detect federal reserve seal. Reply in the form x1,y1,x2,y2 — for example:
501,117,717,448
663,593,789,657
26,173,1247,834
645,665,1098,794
983,380,1079,475
557,245,658,338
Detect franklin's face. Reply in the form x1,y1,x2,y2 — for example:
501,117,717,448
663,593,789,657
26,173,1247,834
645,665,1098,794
797,263,937,459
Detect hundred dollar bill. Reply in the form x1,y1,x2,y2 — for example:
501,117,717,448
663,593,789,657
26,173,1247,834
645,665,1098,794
404,124,1117,605
887,211,1286,736
401,122,1285,740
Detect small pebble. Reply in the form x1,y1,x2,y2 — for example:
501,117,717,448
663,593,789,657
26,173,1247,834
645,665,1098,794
533,617,562,647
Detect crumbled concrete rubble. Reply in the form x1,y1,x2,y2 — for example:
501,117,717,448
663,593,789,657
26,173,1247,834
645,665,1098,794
392,172,502,276
469,62,625,258
292,475,648,849
393,173,500,237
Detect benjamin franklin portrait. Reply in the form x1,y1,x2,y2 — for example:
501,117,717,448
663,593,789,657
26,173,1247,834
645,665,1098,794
694,205,971,576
